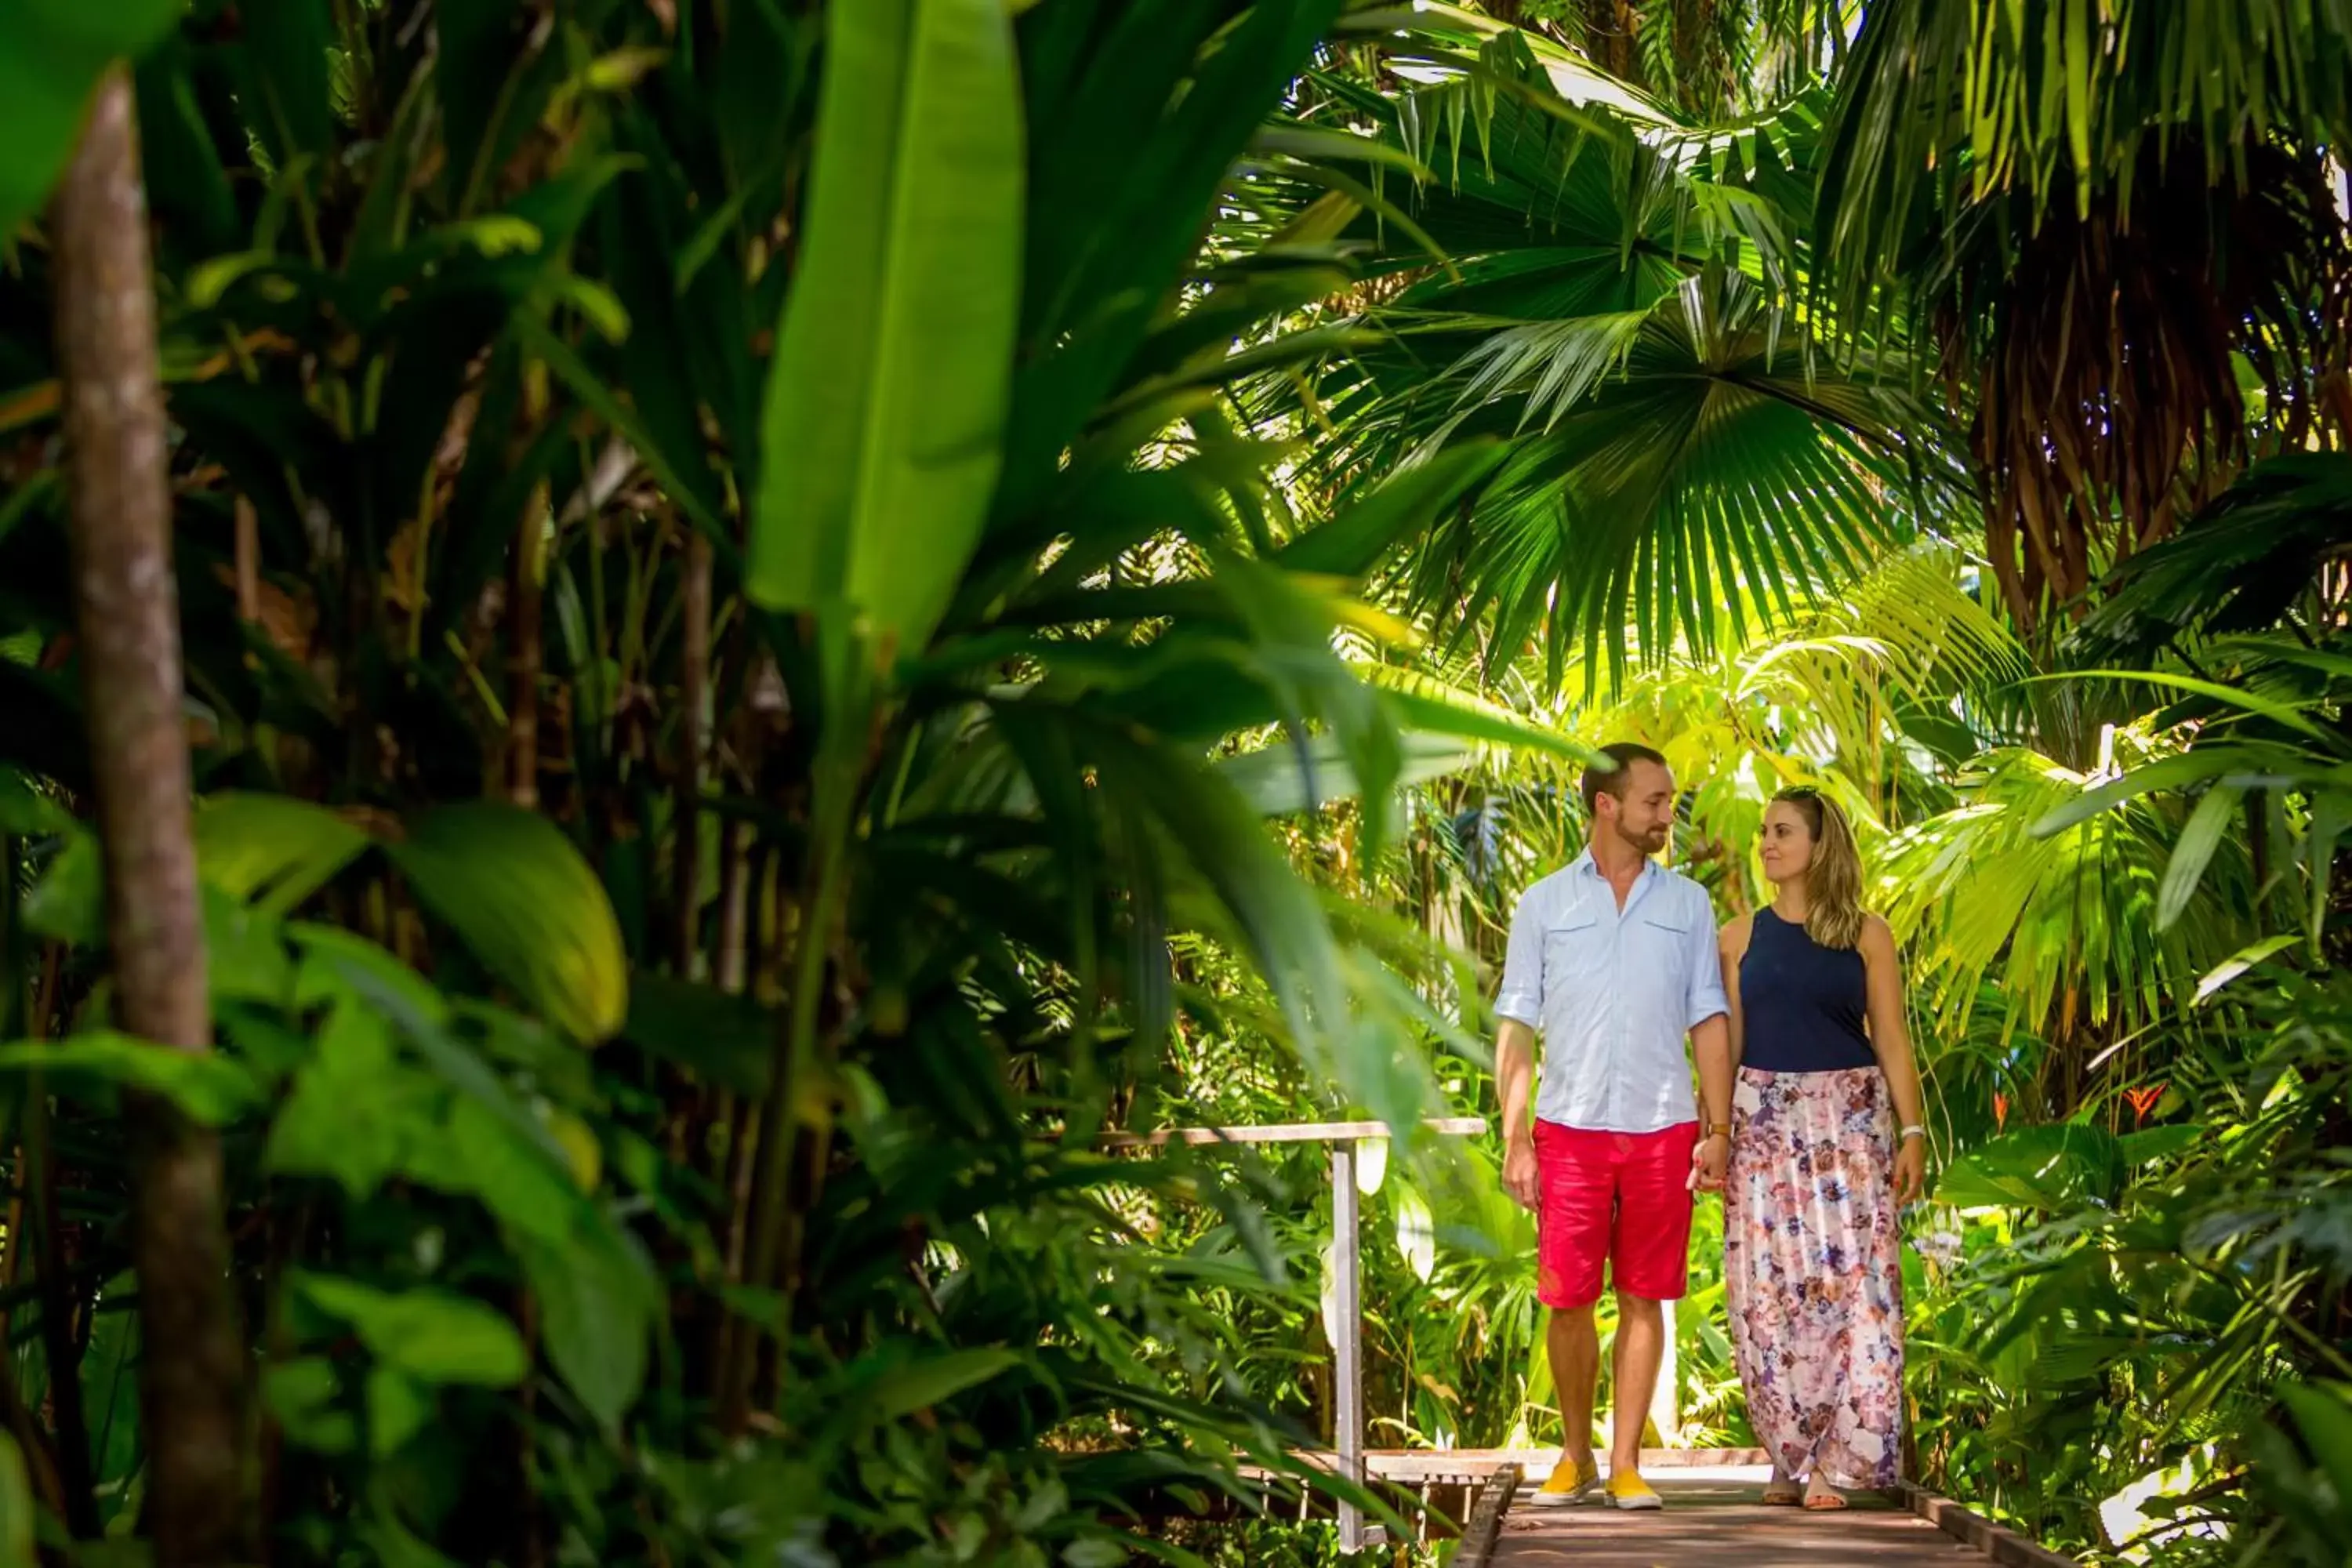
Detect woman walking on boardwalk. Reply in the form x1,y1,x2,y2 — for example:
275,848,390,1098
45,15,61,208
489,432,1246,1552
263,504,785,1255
1716,786,1926,1510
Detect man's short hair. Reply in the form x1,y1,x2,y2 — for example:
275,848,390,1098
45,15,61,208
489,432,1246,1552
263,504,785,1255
1581,741,1668,815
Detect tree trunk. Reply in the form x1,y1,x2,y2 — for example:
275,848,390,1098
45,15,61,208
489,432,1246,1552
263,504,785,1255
53,68,249,1562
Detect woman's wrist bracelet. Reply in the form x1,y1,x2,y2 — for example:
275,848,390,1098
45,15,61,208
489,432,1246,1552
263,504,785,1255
1899,1124,1926,1142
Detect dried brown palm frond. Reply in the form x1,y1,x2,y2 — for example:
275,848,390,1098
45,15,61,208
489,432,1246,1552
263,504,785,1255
1938,139,2352,626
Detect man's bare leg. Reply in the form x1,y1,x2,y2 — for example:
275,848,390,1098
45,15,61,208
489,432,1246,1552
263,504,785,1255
1609,1291,1666,1481
1547,1304,1600,1477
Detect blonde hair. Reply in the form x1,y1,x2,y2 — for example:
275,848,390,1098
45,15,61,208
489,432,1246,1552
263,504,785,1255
1773,787,1867,950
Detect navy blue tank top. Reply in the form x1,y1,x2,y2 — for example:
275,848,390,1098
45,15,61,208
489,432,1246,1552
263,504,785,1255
1738,906,1875,1073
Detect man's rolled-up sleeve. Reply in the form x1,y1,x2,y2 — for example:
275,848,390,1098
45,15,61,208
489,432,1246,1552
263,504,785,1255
1685,898,1730,1029
1495,891,1544,1028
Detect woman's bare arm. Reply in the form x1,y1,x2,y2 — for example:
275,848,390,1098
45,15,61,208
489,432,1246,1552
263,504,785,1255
1858,915,1926,1132
1717,914,1751,1073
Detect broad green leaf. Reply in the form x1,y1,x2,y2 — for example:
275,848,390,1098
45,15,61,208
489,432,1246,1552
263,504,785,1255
2115,1124,2205,1166
2157,783,2241,928
1087,728,1364,1112
0,771,67,836
1214,731,1476,816
27,794,370,953
291,924,452,1026
263,995,416,1196
1365,667,1610,763
1936,1123,2122,1210
386,804,627,1042
0,0,183,245
203,884,296,1007
296,1274,529,1388
299,929,583,1191
750,0,1024,677
1271,445,1504,579
0,1030,263,1124
263,1357,357,1455
366,1368,433,1458
423,1095,579,1246
21,830,99,946
0,1431,31,1568
2279,1381,2352,1516
515,1216,657,1439
194,793,372,913
856,1348,1020,1424
2194,935,2301,1005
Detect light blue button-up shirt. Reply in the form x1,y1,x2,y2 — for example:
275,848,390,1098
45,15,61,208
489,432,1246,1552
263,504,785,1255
1494,848,1730,1134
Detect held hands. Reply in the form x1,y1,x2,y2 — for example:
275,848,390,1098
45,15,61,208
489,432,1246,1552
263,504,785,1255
1893,1135,1927,1203
1504,1138,1541,1211
1691,1132,1728,1192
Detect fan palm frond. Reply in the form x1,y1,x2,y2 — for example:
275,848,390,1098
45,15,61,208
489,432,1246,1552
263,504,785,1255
1338,266,1963,688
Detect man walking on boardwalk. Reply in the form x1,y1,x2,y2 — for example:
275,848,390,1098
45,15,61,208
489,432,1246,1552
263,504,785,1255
1494,742,1734,1510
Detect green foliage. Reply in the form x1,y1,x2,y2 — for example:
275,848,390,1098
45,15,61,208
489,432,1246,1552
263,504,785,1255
1813,0,2352,622
750,0,1025,683
0,1,2346,1563
0,0,181,243
2255,1381,2352,1567
383,803,630,1042
1259,34,1964,688
0,0,1592,1559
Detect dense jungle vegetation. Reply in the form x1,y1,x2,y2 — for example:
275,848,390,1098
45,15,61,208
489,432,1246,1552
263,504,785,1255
1,1,2350,1564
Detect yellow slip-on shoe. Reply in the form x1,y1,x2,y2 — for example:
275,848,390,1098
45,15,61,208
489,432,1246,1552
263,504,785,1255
1603,1471,1663,1510
1528,1454,1598,1506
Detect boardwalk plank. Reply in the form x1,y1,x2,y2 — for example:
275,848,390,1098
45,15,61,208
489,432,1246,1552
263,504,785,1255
1492,1472,1985,1566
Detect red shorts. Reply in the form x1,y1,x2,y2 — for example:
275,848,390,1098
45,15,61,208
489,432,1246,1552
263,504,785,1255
1534,1119,1700,1309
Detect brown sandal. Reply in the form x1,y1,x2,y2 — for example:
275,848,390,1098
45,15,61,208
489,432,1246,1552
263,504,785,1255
1759,1484,1803,1507
1802,1488,1849,1512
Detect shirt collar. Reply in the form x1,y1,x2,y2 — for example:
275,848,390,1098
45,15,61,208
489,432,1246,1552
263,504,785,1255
1575,844,1656,882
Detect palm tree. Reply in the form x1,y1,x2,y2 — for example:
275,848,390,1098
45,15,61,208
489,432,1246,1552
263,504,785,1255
1469,0,1856,120
1813,0,2352,629
1262,30,1966,688
0,0,1596,1555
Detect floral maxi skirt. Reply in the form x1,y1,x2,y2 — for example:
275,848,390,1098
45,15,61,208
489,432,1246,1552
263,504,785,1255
1724,1065,1904,1489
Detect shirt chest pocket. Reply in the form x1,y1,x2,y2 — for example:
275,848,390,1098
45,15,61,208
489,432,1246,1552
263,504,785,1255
1637,907,1693,992
1541,912,1604,989
1639,912,1690,945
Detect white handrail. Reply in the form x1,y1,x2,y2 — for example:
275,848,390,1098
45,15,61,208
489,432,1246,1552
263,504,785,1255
1099,1116,1487,1148
1104,1115,1490,1554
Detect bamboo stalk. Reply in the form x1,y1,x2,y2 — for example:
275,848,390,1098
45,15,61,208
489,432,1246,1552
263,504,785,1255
53,67,249,1561
702,822,756,1395
509,481,547,810
234,495,261,623
673,524,712,976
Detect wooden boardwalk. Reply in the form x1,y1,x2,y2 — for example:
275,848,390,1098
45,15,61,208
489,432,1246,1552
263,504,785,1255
1485,1465,2068,1566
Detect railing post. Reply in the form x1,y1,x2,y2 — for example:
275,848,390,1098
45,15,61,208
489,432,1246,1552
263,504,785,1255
1331,1139,1363,1553
1098,1116,1483,1552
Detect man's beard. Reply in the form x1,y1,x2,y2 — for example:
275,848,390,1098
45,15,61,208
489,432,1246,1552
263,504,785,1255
1617,822,1669,855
